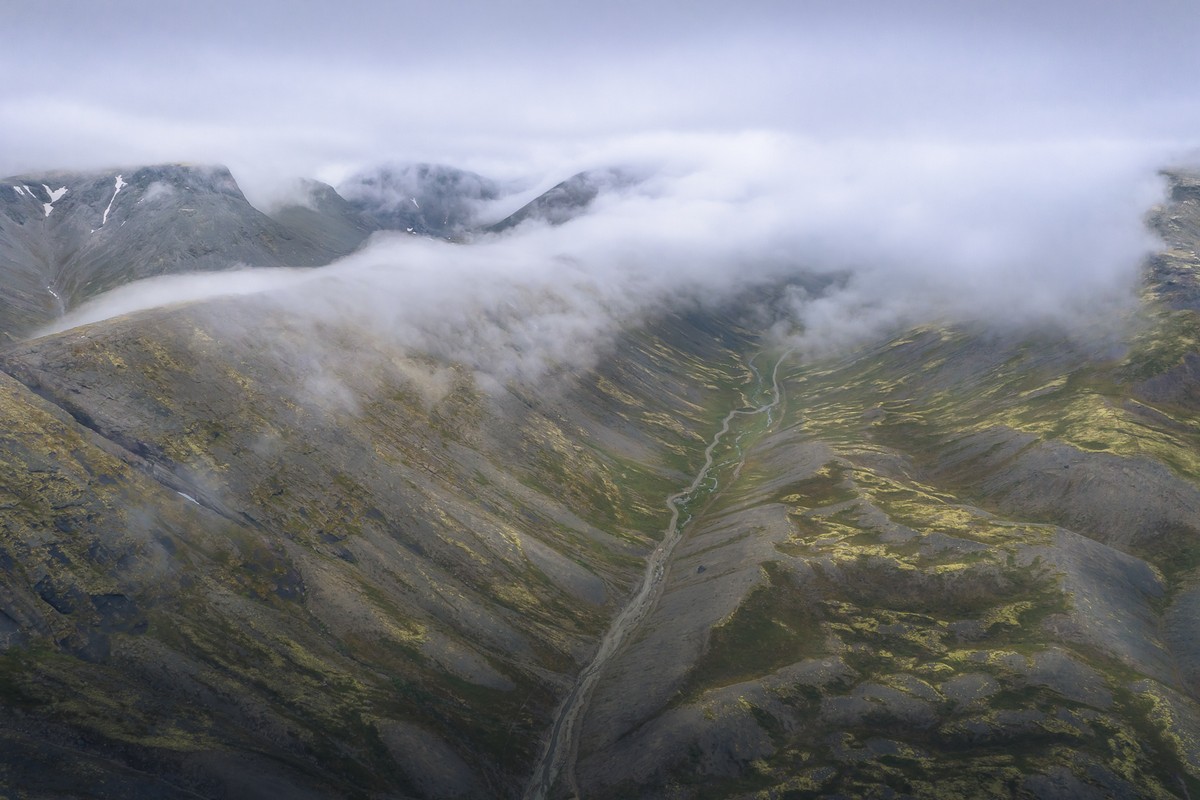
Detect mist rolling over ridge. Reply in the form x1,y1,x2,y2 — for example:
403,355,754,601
4,3,1200,799
42,135,1170,380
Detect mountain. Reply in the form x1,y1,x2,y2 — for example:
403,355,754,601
0,162,641,342
268,178,381,259
0,165,367,342
486,168,635,234
338,163,506,238
0,160,1196,798
0,291,759,798
563,175,1200,798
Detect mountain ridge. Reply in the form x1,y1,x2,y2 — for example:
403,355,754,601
0,164,359,341
0,161,637,342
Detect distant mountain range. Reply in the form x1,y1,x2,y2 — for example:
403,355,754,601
0,162,622,341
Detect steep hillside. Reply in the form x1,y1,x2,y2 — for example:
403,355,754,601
563,181,1200,798
0,165,366,341
0,164,1197,800
0,288,762,797
269,178,380,259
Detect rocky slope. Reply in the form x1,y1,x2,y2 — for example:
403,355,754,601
0,165,377,341
486,169,634,234
0,282,765,797
0,163,1196,799
562,176,1200,798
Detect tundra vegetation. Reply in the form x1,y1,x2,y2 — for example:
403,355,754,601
0,166,1197,799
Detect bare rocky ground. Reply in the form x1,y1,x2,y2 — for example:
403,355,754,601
560,175,1200,799
0,166,1198,798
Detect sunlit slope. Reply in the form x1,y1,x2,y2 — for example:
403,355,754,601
572,188,1200,797
0,296,757,798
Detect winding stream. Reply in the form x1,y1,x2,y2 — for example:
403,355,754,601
523,350,789,800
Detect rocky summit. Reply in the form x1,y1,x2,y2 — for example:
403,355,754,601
0,162,1197,800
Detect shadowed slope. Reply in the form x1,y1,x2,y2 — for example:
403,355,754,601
0,290,760,798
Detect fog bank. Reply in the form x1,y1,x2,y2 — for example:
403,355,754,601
43,133,1170,381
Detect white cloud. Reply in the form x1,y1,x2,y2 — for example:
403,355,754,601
40,132,1172,385
7,2,1197,389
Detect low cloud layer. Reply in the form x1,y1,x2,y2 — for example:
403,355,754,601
43,132,1170,384
4,3,1199,207
9,4,1195,386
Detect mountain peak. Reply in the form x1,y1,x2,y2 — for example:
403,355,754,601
486,167,640,233
337,162,506,237
0,163,362,340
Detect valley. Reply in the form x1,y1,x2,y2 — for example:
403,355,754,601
0,161,1196,798
526,350,790,800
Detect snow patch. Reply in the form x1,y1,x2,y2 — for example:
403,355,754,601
12,186,24,197
176,491,201,506
102,174,127,225
411,197,420,209
40,184,67,217
46,285,64,317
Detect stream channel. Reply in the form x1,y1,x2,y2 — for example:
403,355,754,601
523,350,789,800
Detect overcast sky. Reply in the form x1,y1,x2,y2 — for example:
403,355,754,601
11,2,1200,371
4,1,1199,194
